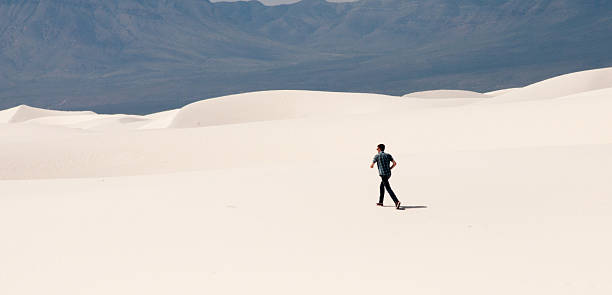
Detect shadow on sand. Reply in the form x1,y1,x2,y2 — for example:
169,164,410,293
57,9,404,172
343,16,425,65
382,205,428,210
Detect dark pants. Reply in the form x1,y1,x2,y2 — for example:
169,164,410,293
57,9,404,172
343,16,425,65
379,174,399,204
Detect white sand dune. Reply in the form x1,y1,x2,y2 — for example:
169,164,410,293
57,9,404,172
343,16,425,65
24,114,154,131
26,113,112,126
145,109,179,119
399,96,488,108
490,67,612,102
1,68,612,294
485,87,521,96
169,90,401,128
140,109,180,129
0,104,94,123
67,115,152,131
2,106,178,131
403,89,491,98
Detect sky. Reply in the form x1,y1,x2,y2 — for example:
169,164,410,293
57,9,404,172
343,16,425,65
211,0,356,6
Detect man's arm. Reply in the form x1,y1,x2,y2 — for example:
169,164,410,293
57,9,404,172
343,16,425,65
370,161,375,168
391,160,397,169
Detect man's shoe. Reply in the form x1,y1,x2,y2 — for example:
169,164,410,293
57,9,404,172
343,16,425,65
395,201,401,209
376,203,383,206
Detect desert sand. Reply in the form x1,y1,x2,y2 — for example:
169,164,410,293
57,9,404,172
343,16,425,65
1,68,611,294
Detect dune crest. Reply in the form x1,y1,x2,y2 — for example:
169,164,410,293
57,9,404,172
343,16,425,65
169,90,399,128
492,67,612,102
485,88,521,96
402,89,490,98
0,105,95,124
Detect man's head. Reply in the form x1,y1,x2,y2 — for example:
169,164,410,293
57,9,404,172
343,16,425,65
377,144,385,152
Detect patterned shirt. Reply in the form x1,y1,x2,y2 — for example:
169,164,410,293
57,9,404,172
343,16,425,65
373,152,394,176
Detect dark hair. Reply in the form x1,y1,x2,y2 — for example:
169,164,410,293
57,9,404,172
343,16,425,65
377,144,385,151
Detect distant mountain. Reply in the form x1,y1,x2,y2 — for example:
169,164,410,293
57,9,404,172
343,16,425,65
1,0,611,113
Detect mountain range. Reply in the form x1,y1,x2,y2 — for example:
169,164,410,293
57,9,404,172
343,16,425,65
1,0,611,113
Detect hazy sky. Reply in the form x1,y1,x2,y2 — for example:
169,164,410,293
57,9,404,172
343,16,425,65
211,0,357,6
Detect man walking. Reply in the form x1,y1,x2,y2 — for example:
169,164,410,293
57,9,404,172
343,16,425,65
370,144,401,209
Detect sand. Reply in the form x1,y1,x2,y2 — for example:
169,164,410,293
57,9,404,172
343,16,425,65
491,67,612,102
403,89,491,98
484,87,520,96
1,67,611,294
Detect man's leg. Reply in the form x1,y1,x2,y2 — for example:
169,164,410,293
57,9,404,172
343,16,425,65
382,175,399,204
379,177,386,204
